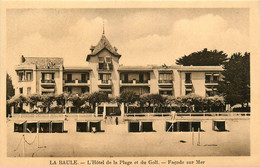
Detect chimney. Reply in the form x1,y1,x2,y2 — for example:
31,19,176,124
90,45,95,53
21,55,25,63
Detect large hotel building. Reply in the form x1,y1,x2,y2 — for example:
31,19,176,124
14,32,223,98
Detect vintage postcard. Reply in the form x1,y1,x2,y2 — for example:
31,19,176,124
0,1,259,167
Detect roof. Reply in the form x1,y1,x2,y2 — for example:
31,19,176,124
118,66,153,72
86,34,121,61
178,65,223,72
64,66,92,72
19,56,63,69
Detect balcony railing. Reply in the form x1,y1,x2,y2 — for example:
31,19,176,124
120,80,150,85
41,79,55,83
205,80,219,83
185,80,192,84
98,80,112,85
64,80,90,85
78,80,88,83
158,80,172,83
122,80,133,83
136,80,149,83
65,80,75,83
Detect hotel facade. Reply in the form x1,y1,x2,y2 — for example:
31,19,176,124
14,33,223,98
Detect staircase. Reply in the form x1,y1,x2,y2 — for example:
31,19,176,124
105,117,126,134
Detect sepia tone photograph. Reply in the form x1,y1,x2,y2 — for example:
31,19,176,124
1,1,260,167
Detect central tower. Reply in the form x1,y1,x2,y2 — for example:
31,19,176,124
86,31,121,97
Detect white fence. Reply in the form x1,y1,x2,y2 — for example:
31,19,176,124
12,112,250,119
124,112,250,117
12,113,103,119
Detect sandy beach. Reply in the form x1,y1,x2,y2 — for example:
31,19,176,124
7,119,249,157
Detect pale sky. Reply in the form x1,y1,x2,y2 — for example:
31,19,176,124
6,8,249,81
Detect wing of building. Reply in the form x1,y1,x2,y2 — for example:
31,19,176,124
14,32,223,98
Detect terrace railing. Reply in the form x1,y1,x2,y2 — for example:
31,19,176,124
125,112,250,118
12,113,103,119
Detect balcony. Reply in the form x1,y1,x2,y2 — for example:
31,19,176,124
41,79,55,86
64,79,90,86
120,80,150,86
184,80,192,85
97,64,113,71
41,87,55,93
98,80,112,86
158,80,173,85
205,80,219,85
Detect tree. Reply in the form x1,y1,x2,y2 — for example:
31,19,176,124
88,92,109,112
179,93,203,112
6,73,15,100
28,94,43,112
118,90,139,113
6,73,15,116
218,52,250,108
176,48,228,66
55,92,70,113
140,94,164,113
7,95,30,113
149,94,165,113
42,94,56,112
68,93,90,113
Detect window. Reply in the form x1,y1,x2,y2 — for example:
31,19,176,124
99,73,111,81
105,57,112,63
42,73,55,81
19,88,23,94
18,72,24,81
26,72,32,81
166,122,202,132
185,90,192,95
27,87,31,95
205,74,211,83
98,63,104,69
98,57,105,63
77,122,88,132
26,123,37,133
98,57,113,70
213,76,219,82
81,74,86,82
67,74,72,81
159,73,172,83
185,73,191,83
129,122,140,132
39,122,50,133
124,74,128,83
139,74,144,83
52,123,63,133
14,123,25,132
185,85,192,95
206,86,218,96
